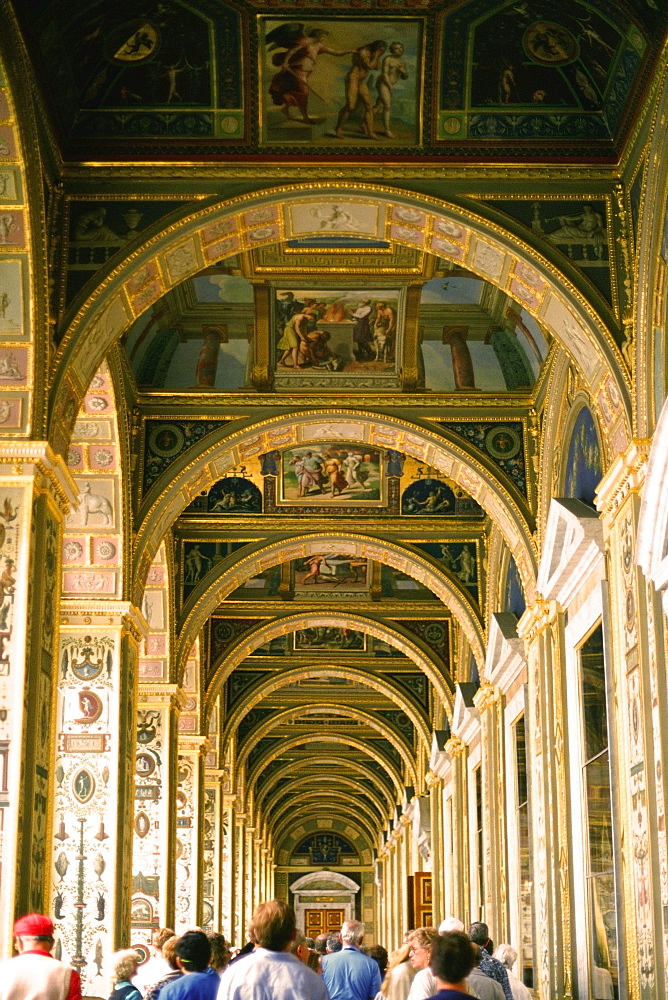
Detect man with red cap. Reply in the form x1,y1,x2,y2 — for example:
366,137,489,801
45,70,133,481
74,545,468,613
0,914,81,1000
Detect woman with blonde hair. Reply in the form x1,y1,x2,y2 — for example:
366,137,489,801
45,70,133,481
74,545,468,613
380,941,415,1000
109,950,142,1000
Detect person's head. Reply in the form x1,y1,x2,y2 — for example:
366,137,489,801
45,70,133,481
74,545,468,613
364,945,388,976
305,937,315,949
250,900,296,952
369,41,387,54
153,928,176,954
438,918,464,934
163,936,180,971
326,933,342,953
408,927,439,970
13,914,54,954
376,301,386,309
208,932,231,972
468,922,490,949
279,292,294,301
390,43,404,55
340,920,365,947
493,944,517,971
110,949,140,986
430,932,477,987
308,29,330,41
314,933,329,955
175,931,211,973
290,932,310,964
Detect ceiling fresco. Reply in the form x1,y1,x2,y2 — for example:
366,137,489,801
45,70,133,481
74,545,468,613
14,0,665,160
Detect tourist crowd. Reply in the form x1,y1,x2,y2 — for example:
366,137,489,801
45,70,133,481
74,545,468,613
0,904,532,1000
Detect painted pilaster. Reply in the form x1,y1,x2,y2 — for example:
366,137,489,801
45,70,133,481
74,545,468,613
53,600,146,994
0,444,75,952
175,735,206,932
132,685,181,942
235,817,246,942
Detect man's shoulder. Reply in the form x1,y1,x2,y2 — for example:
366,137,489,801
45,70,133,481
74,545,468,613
161,973,216,1000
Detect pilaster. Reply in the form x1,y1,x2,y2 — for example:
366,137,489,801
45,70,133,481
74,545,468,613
445,736,469,925
474,683,508,944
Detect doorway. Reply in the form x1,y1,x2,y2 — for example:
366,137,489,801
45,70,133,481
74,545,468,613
304,909,345,937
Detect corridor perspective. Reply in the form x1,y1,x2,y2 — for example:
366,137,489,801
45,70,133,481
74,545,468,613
3,1,668,998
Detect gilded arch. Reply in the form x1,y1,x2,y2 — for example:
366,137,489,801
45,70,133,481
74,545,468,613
137,411,537,612
223,664,431,750
264,778,390,827
204,609,455,714
229,703,418,785
249,741,404,805
49,183,630,457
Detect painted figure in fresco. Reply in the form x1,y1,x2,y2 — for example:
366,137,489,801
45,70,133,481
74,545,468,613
185,544,212,585
276,291,304,329
373,301,396,362
266,24,351,125
335,41,387,140
277,306,319,368
545,203,606,259
374,43,408,137
290,451,325,497
323,451,348,498
0,292,9,318
77,482,113,525
0,352,21,379
350,299,374,361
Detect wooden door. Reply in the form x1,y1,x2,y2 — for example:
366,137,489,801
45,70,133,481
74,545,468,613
412,872,432,927
304,909,345,936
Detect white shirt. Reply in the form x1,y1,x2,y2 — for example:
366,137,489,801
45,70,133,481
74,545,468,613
134,957,172,995
407,968,435,1000
218,948,328,1000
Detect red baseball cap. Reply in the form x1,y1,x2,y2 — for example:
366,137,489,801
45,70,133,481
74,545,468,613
14,914,54,937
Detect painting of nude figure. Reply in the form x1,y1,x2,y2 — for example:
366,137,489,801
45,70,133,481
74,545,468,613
259,17,422,148
281,445,383,504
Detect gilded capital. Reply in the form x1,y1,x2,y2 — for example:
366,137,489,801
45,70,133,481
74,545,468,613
445,736,466,757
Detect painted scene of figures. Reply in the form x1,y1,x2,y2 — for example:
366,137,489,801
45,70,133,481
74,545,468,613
274,288,401,376
281,445,382,503
260,18,422,147
293,626,365,651
294,553,370,598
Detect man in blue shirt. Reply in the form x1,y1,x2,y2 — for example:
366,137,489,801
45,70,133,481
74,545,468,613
161,932,219,1000
467,923,512,1000
321,921,382,1000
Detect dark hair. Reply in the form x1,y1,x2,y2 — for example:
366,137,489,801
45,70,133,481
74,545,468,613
176,931,211,972
364,945,388,975
250,900,296,952
468,922,489,947
327,934,342,952
430,933,476,985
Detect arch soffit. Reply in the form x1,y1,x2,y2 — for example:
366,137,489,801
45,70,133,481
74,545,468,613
208,612,452,718
232,703,418,784
248,735,404,802
264,777,390,825
270,796,382,842
225,665,431,750
50,183,630,455
251,750,400,811
181,540,485,683
291,871,360,892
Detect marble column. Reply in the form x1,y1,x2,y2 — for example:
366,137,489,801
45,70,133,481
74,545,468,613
443,328,475,390
445,737,469,925
474,683,509,944
427,773,445,927
195,326,224,388
597,444,666,999
518,601,572,1000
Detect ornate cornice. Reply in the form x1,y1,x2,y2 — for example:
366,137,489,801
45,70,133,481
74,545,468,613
0,440,78,512
178,733,210,755
595,439,650,521
137,683,187,711
60,598,149,640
